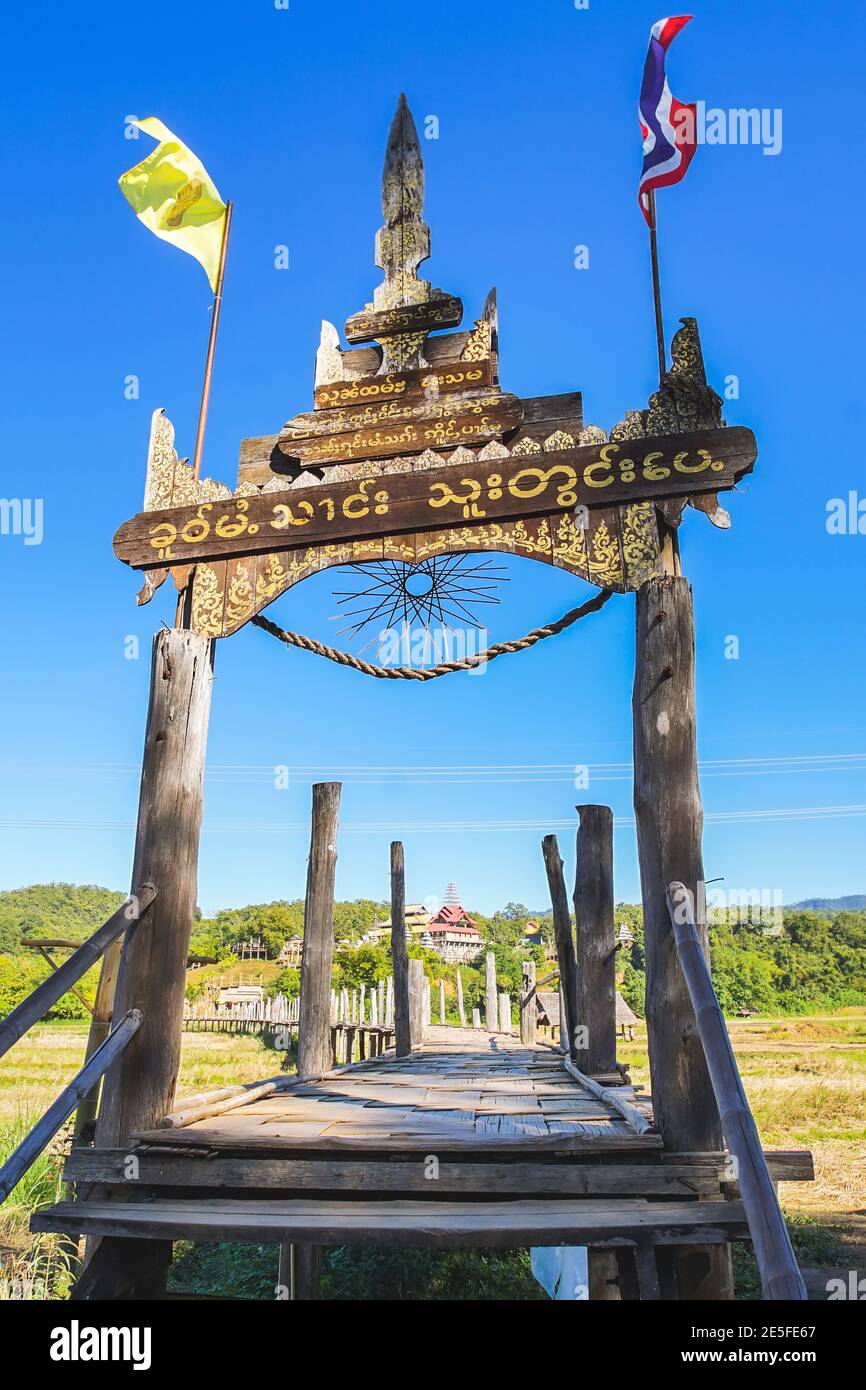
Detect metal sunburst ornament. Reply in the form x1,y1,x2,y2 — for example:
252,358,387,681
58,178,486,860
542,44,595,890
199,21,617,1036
331,554,507,654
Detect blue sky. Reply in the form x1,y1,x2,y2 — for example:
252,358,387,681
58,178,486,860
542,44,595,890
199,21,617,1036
1,0,864,915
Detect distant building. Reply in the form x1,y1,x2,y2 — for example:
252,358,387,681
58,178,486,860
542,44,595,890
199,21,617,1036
368,884,484,963
277,938,303,966
217,984,264,1012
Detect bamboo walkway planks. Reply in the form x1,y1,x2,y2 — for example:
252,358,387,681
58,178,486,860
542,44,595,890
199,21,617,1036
132,1026,661,1155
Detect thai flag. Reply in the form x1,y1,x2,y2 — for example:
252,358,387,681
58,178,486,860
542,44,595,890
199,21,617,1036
638,16,697,226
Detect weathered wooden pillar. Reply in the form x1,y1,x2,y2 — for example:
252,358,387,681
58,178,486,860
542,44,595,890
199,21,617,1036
438,978,446,1025
455,968,466,1026
542,834,578,1056
390,842,411,1056
97,630,214,1141
297,782,341,1080
408,958,425,1047
573,805,617,1075
520,959,537,1044
498,992,511,1035
77,630,214,1299
484,951,498,1032
633,574,731,1300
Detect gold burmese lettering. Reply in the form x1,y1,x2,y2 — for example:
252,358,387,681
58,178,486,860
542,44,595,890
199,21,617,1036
428,477,486,520
583,443,619,489
343,482,389,520
180,504,212,544
271,500,313,529
673,448,717,474
215,500,251,539
642,450,669,480
508,464,579,507
149,521,177,558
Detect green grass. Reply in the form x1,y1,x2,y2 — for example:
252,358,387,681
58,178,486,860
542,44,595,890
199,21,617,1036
169,1242,546,1301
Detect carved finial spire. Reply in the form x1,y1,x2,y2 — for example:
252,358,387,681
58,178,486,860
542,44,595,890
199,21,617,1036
382,93,424,224
342,94,463,370
375,93,431,311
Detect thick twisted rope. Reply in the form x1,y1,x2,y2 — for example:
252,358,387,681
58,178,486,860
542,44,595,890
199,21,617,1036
251,588,615,681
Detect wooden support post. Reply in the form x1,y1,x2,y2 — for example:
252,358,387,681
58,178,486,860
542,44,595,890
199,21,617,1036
297,783,341,1080
423,974,431,1027
520,959,537,1044
471,1007,481,1029
573,805,617,1075
558,984,569,1052
408,959,425,1048
633,575,731,1301
484,951,497,1033
456,968,466,1027
81,630,214,1300
498,992,511,1035
390,842,411,1056
439,978,445,1025
542,835,578,1057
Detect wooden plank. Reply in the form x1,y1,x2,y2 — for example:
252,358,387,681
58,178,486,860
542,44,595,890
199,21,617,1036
33,1197,750,1248
130,1119,663,1153
313,361,493,410
115,427,758,572
344,295,463,344
277,394,522,467
65,1149,729,1197
237,390,582,483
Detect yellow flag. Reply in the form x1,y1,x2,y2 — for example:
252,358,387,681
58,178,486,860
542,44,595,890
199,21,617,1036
119,118,226,291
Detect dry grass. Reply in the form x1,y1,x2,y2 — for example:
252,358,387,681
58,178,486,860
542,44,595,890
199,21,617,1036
620,1009,866,1234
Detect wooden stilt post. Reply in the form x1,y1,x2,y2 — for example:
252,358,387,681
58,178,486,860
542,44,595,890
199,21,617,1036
498,992,511,1035
408,959,425,1047
484,951,498,1033
456,968,466,1027
542,834,578,1057
633,574,732,1300
390,842,411,1056
520,959,537,1044
76,629,214,1299
297,783,341,1080
439,978,445,1025
573,805,617,1075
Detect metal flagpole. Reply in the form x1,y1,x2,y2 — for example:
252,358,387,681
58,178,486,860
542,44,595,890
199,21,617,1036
192,200,233,481
647,189,666,383
646,189,680,573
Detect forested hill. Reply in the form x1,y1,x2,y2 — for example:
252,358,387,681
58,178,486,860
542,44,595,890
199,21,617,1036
0,883,125,954
0,883,865,1017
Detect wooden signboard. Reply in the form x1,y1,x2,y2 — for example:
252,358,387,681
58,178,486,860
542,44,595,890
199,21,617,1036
278,393,522,466
344,295,463,344
114,426,756,572
313,361,494,411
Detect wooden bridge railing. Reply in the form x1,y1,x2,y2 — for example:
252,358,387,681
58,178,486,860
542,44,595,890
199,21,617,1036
666,881,807,1301
0,883,156,1061
0,1009,142,1203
